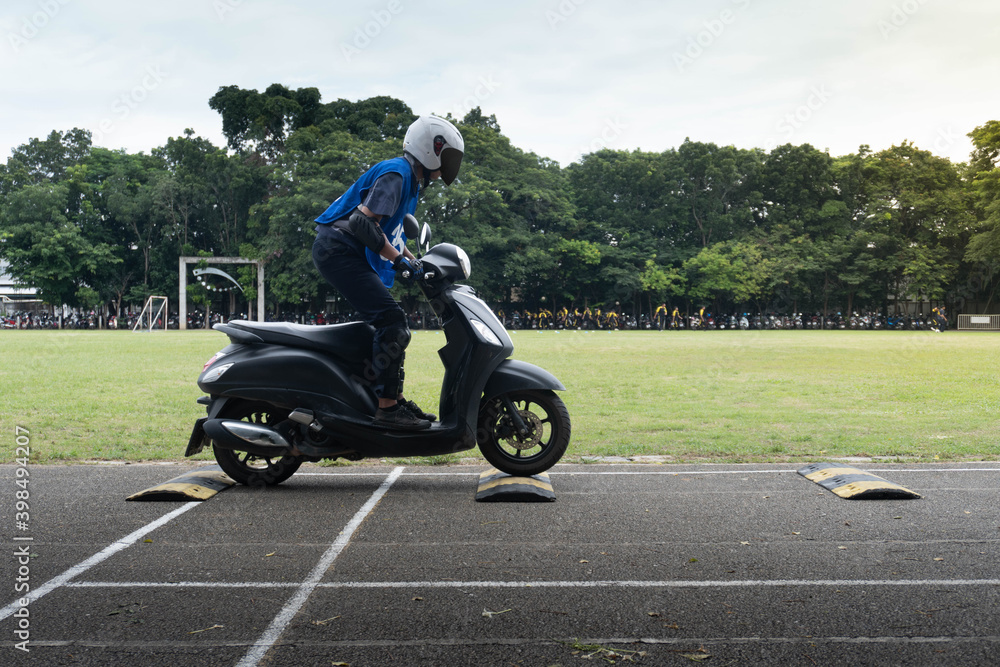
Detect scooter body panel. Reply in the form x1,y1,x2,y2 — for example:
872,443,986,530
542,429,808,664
436,286,514,429
199,344,377,421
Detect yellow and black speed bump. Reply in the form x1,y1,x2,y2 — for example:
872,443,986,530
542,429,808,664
798,463,921,500
127,465,236,501
475,468,556,502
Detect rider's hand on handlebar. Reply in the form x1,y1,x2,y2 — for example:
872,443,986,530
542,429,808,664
392,255,424,282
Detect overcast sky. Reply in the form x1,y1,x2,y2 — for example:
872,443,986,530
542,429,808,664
2,0,998,167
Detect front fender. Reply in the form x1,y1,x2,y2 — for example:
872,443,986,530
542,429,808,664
482,359,565,401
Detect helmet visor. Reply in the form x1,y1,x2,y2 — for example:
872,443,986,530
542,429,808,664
439,147,463,185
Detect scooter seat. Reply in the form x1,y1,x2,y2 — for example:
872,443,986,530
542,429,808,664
224,320,374,361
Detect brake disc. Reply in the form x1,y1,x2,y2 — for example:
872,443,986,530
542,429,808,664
508,410,543,450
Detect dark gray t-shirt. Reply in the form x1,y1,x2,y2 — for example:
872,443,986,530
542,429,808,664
361,172,403,218
316,171,404,239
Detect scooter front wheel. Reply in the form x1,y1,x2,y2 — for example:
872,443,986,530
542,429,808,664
477,389,570,476
212,400,302,486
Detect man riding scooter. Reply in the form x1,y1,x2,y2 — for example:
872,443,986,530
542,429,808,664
312,115,464,430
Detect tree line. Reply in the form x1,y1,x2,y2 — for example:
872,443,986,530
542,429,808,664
1,85,998,323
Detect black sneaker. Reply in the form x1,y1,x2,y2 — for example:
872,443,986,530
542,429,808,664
374,403,431,430
401,399,437,422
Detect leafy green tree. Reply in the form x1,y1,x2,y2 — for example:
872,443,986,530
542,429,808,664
566,149,681,249
0,128,92,195
0,183,119,307
209,84,322,159
0,88,989,319
958,121,1000,310
859,142,971,311
965,122,1000,264
683,240,773,311
639,256,685,314
673,140,761,249
756,144,852,312
316,95,416,142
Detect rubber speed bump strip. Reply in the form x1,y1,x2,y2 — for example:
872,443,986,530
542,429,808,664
797,463,921,500
127,465,236,501
475,468,555,502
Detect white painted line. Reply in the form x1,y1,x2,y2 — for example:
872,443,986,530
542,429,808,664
67,581,298,588
868,468,1000,473
555,470,796,475
317,578,1000,589
15,635,1000,649
296,467,1000,477
236,466,405,667
0,501,200,621
296,471,468,477
63,577,1000,590
553,468,1000,476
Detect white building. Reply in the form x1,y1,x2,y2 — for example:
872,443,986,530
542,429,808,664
0,260,40,313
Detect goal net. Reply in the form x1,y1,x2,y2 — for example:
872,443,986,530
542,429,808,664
132,296,169,332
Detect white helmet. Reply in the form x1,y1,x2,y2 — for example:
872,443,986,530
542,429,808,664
403,115,464,185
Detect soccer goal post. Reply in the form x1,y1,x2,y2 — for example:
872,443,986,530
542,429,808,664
133,296,169,332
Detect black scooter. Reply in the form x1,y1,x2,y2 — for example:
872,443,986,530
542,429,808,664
184,219,571,485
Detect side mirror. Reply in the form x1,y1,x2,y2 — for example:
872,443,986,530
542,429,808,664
419,223,432,252
403,213,419,240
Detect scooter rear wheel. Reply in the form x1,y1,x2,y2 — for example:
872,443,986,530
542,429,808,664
477,389,570,476
212,400,302,486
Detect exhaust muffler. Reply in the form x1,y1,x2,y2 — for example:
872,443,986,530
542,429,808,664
203,419,293,457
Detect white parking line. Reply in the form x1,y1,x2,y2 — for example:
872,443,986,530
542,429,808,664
322,578,1000,588
296,467,1000,477
0,501,200,621
65,578,1000,590
236,466,405,667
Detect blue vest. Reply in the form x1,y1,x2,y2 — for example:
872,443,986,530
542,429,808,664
315,157,419,288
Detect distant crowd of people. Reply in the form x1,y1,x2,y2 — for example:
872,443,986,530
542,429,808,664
492,306,950,332
2,305,950,332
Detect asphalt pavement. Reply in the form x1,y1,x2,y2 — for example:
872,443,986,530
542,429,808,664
2,461,999,666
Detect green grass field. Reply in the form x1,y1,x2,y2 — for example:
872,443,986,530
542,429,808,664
1,329,997,464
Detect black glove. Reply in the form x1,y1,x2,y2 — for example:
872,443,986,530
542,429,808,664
392,255,424,282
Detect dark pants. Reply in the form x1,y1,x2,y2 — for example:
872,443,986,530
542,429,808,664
312,226,408,399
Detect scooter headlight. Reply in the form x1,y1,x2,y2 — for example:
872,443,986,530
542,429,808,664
470,319,501,346
456,247,471,279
